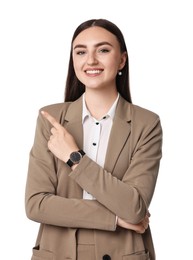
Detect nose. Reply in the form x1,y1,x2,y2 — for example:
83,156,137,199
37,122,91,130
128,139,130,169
87,52,98,65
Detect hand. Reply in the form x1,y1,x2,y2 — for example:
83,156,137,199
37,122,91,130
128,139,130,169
41,110,79,162
117,212,150,234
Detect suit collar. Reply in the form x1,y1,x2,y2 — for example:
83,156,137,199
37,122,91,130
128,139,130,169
82,93,119,123
64,95,132,173
64,95,131,122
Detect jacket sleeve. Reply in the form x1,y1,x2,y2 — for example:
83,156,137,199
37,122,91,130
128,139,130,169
70,113,162,224
25,110,116,231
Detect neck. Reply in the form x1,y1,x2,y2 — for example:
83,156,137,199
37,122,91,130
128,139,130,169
84,88,118,119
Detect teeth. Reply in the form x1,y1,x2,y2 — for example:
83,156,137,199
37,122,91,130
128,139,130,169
86,70,101,74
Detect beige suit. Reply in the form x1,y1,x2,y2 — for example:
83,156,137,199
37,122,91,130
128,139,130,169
25,95,162,260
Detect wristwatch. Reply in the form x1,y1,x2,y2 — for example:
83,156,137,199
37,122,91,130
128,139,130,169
66,150,85,167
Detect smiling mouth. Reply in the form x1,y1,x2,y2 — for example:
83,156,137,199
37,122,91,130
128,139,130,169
85,69,103,75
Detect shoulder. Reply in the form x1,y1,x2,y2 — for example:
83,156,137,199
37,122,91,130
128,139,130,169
40,102,71,119
130,103,160,122
38,96,83,124
129,103,162,137
118,97,162,137
38,102,73,125
118,96,160,124
40,102,72,115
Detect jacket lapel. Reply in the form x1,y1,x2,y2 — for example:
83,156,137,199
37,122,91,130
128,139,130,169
64,97,84,149
104,96,131,173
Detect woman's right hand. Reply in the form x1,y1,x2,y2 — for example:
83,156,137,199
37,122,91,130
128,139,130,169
117,212,150,234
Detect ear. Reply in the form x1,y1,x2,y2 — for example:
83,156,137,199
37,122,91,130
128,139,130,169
118,51,127,70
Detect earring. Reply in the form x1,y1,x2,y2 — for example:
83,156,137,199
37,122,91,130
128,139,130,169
118,71,122,76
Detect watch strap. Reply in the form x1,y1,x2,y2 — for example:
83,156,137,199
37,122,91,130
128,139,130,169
78,150,85,156
66,158,74,167
66,150,85,167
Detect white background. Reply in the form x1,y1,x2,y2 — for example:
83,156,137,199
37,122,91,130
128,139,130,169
0,0,192,259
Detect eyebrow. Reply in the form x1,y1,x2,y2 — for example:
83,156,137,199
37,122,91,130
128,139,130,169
73,41,113,50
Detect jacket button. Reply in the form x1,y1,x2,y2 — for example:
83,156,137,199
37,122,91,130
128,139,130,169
103,255,111,260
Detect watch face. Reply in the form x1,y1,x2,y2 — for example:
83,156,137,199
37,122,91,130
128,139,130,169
70,151,81,164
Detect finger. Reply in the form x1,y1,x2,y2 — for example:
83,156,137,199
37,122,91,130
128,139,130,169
143,218,149,226
144,215,150,223
147,211,151,217
136,227,145,234
41,110,61,129
50,127,57,134
142,219,149,229
142,222,148,230
49,134,54,140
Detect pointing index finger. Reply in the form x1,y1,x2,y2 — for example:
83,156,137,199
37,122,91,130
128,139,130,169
41,110,61,129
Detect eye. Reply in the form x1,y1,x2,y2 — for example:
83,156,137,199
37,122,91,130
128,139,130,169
75,50,86,55
99,48,110,53
76,51,85,55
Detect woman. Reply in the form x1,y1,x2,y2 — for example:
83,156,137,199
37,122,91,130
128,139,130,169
25,19,162,260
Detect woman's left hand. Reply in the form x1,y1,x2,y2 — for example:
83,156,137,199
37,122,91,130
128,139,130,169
41,110,79,162
117,212,150,234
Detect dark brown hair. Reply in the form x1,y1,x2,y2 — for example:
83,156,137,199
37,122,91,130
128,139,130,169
64,19,132,103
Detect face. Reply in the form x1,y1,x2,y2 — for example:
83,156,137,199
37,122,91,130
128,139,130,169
72,26,127,91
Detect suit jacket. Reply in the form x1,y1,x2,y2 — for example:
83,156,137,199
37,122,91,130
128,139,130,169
25,95,162,260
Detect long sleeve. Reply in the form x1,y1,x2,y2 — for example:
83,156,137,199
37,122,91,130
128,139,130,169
69,110,162,224
25,109,116,231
